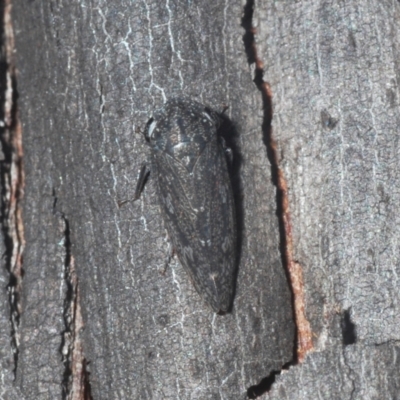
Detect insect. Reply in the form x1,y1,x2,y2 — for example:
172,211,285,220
136,97,237,313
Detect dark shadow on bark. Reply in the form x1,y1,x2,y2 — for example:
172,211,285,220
342,308,357,345
218,113,243,313
247,372,277,398
53,189,75,399
83,359,93,400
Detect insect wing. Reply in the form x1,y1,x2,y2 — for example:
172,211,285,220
155,137,236,312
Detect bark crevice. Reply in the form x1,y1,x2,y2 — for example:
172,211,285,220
0,0,24,377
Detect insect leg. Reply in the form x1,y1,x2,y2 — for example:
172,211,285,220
220,137,233,165
161,240,175,275
118,162,150,207
134,162,150,200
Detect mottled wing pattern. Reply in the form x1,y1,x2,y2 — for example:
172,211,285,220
154,137,236,312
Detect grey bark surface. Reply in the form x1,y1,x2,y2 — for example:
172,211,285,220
8,0,294,399
254,0,400,399
1,0,398,399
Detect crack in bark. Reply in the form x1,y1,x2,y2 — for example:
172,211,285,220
241,0,314,396
246,360,293,399
53,192,92,400
0,0,25,377
57,198,75,399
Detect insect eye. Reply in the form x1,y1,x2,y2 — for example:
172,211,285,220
202,107,221,131
145,117,156,142
204,107,213,119
203,107,218,124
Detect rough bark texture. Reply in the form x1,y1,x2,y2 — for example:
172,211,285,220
254,0,400,399
5,0,294,399
0,0,398,399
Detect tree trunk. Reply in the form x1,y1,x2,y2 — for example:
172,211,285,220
0,0,398,399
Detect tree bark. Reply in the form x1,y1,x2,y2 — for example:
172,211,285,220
0,0,398,399
254,1,400,398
